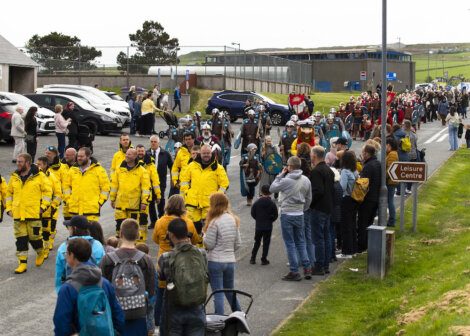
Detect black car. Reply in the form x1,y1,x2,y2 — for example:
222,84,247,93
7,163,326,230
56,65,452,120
25,93,124,135
205,90,291,125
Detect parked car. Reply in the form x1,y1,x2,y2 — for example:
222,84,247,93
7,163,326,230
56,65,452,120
37,86,131,125
104,91,125,102
26,93,124,135
0,92,55,135
205,90,291,125
0,98,15,142
43,84,131,112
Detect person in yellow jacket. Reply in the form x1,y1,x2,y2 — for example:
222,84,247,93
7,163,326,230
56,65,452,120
136,144,161,239
62,147,110,222
171,132,197,189
45,146,68,245
110,148,151,241
180,144,229,236
36,156,62,259
110,133,133,175
6,153,53,274
0,173,7,223
151,194,200,321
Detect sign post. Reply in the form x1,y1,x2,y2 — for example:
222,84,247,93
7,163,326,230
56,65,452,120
388,162,427,232
360,71,367,81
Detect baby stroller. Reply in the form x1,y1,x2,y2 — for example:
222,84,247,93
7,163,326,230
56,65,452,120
158,110,178,139
205,289,253,336
77,124,95,152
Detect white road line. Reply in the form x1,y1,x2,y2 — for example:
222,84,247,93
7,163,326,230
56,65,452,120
436,133,448,143
424,127,447,144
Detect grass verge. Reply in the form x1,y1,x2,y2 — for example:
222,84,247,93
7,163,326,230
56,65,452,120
262,92,354,114
274,149,470,336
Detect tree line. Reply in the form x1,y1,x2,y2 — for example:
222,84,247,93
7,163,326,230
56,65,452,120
25,20,179,73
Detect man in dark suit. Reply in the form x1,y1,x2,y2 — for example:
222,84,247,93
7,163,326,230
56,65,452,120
147,135,173,229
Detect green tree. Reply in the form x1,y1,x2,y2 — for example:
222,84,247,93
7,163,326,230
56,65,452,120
25,32,102,73
117,20,179,73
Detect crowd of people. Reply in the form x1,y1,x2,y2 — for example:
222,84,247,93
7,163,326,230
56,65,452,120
2,82,470,335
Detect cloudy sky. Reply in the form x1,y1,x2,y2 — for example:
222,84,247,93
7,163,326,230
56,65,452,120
2,0,469,64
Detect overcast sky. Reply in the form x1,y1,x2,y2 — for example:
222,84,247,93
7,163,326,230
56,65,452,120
2,0,470,64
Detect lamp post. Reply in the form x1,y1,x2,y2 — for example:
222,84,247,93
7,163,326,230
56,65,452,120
427,50,433,82
175,47,180,89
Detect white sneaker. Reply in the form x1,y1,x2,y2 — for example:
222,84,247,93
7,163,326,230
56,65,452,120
405,189,412,195
336,254,353,259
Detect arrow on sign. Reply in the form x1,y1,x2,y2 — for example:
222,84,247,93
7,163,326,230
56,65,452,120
387,162,427,183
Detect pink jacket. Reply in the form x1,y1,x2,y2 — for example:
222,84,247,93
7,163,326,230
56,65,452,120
54,113,70,134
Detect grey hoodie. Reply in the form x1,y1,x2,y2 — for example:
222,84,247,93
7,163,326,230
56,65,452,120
67,262,102,286
269,169,312,214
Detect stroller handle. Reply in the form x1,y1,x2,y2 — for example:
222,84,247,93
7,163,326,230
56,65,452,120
205,289,254,315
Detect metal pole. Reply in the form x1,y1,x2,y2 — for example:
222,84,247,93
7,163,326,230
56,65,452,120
223,46,227,90
427,50,430,80
378,0,388,227
78,44,81,85
252,54,255,92
234,48,237,89
399,184,405,231
412,183,418,232
126,46,130,88
244,51,247,91
175,48,178,89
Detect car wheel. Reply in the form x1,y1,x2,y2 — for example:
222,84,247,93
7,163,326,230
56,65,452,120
270,111,283,126
84,120,99,135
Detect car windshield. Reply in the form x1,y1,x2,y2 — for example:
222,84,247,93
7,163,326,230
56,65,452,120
110,93,124,101
255,94,276,105
2,93,38,109
46,89,107,106
69,96,97,111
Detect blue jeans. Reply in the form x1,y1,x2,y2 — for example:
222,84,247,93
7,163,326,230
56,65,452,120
208,261,240,315
280,214,311,273
303,209,315,266
166,304,205,336
56,133,66,159
387,185,397,226
449,124,459,150
154,286,165,327
311,209,331,270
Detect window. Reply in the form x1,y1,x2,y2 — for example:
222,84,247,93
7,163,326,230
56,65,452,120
54,96,71,106
30,95,53,107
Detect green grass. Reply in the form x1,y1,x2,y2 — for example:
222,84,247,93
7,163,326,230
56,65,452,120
262,92,353,114
274,150,470,336
413,52,470,82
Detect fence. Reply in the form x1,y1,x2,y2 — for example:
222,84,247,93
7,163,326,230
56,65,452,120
20,45,313,89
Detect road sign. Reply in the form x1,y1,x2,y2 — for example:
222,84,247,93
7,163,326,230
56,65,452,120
388,162,427,183
360,71,367,81
185,69,190,81
386,72,397,81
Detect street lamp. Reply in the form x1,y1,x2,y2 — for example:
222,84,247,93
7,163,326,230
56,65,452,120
175,47,180,89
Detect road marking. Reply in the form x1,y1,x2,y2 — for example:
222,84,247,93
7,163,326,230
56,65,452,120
0,277,15,285
424,127,447,144
436,133,448,143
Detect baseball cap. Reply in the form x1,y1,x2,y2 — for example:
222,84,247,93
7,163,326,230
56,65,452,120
46,145,59,154
167,218,190,239
64,215,90,229
335,137,348,146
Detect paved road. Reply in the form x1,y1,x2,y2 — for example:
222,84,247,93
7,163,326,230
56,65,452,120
0,119,456,335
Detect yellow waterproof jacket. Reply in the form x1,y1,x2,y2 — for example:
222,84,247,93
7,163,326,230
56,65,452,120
63,158,110,216
180,156,229,208
43,171,62,220
110,143,133,175
6,165,52,221
139,154,161,199
110,161,151,210
48,160,69,189
171,146,191,185
0,176,8,221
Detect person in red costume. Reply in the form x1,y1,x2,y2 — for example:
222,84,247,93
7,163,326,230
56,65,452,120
290,118,315,156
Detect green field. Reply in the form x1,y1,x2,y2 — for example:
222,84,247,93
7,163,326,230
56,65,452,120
413,52,470,83
262,92,353,114
274,149,470,336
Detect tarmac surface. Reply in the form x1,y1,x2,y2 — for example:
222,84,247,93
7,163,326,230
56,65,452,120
0,118,456,335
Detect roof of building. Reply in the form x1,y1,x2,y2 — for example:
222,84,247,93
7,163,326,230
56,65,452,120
254,48,412,56
0,35,39,67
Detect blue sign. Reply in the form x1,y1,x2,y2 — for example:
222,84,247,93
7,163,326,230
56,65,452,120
386,72,397,81
185,70,190,81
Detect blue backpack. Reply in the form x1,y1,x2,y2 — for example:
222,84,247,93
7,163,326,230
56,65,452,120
70,280,115,336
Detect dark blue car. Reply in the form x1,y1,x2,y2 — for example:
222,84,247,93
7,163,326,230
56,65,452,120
205,90,291,125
